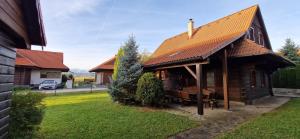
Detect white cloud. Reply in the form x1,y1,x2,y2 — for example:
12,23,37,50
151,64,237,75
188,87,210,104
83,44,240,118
41,0,105,19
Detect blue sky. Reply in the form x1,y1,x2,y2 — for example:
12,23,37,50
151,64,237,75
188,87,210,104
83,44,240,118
36,0,300,70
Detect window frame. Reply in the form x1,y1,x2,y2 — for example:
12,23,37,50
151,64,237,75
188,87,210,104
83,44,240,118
258,32,264,46
40,71,61,79
206,70,215,87
248,27,255,42
250,70,256,88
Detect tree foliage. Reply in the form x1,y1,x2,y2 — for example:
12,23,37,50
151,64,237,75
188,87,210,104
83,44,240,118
112,47,124,81
108,36,143,102
279,38,300,63
62,74,68,83
136,72,164,106
139,49,152,63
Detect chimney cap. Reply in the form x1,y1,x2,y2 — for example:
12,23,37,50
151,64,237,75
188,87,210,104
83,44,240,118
189,18,193,21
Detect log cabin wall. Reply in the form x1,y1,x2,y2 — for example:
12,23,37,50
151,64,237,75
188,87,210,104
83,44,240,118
206,58,243,102
227,64,242,101
0,29,17,138
0,0,30,48
240,63,270,104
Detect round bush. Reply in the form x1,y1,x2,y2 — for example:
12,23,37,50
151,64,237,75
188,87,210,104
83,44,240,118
136,72,164,106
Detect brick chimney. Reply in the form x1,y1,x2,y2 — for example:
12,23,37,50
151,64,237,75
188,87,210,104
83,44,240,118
188,18,194,39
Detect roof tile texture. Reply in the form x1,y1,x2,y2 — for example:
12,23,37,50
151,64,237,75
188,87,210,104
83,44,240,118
90,57,115,72
145,5,258,67
16,49,69,71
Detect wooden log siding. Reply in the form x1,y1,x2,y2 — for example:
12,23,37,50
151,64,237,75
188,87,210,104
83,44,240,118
0,0,30,46
0,28,17,138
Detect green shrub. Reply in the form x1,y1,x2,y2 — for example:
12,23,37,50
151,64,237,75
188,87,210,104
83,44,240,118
136,72,164,106
9,90,46,138
12,86,31,92
62,74,68,83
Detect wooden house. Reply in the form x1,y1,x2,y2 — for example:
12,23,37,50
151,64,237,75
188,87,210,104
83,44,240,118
144,5,294,115
14,49,69,87
0,0,46,136
89,57,115,86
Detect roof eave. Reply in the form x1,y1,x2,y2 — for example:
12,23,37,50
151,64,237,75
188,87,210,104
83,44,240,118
21,0,47,46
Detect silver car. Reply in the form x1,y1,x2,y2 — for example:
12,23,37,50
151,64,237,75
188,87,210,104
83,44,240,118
39,80,57,90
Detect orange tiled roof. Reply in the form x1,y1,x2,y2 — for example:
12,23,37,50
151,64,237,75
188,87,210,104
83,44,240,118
228,39,272,57
89,57,115,72
228,39,295,66
16,49,69,71
145,5,259,67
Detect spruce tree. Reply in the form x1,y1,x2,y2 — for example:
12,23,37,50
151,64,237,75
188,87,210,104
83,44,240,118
117,36,143,100
280,38,300,63
108,36,142,102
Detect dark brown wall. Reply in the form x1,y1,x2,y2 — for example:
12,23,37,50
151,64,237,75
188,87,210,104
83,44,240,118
240,63,270,104
14,67,31,85
0,0,29,47
227,65,242,101
0,29,17,138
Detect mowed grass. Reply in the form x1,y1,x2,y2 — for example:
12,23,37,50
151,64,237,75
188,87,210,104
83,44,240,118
219,98,300,139
39,92,197,139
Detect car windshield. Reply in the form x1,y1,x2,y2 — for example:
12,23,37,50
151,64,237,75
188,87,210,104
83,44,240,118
43,80,54,84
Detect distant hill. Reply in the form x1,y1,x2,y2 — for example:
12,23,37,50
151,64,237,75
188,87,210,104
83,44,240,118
68,69,95,77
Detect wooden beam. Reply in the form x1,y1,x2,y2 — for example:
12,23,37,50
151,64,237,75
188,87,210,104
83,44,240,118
196,64,204,115
184,65,197,80
267,73,274,96
155,60,209,70
222,49,229,110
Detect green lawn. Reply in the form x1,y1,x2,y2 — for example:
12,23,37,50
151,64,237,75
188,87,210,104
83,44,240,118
39,91,197,139
219,98,300,139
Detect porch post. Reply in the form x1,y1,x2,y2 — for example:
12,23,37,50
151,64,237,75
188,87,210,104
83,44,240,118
196,64,204,115
222,49,230,110
267,73,274,96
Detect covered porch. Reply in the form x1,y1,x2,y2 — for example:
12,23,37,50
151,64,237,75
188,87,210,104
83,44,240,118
154,50,231,115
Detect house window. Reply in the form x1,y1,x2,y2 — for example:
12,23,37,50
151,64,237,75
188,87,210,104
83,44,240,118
40,71,61,78
206,71,215,87
250,70,256,88
248,27,255,41
161,70,168,80
155,71,160,79
258,32,264,46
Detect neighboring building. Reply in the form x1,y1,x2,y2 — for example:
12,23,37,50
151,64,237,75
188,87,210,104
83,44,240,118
0,0,46,136
144,5,294,115
15,49,69,87
90,57,115,85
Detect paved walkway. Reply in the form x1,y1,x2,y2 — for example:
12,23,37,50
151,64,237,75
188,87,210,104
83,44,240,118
273,88,300,98
38,87,108,94
166,96,290,139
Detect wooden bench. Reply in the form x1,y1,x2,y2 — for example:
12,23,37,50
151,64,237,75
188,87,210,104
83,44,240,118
178,87,218,109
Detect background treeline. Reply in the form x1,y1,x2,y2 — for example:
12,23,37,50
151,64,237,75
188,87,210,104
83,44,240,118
272,38,300,89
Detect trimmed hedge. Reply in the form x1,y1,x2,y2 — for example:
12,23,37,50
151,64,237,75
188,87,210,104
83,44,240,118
136,72,164,106
272,64,300,89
